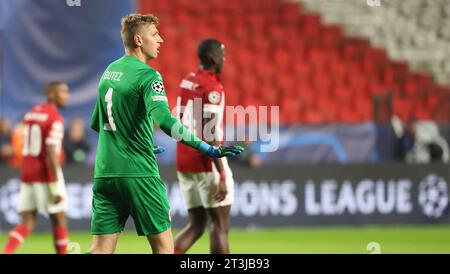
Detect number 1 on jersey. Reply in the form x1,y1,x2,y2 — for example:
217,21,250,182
104,88,117,131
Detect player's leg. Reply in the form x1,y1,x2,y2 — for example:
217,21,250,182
146,228,174,254
89,178,128,254
128,177,173,254
3,183,38,254
2,210,37,254
200,162,234,254
174,206,208,254
206,205,231,254
49,212,69,254
89,233,121,254
47,174,69,254
20,210,38,231
174,172,206,253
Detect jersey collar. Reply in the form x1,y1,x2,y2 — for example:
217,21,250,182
197,69,221,82
43,103,57,111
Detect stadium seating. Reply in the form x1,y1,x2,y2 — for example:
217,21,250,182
298,0,450,84
140,0,449,125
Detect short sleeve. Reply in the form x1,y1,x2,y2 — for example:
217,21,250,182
203,83,224,114
45,119,64,146
141,70,169,114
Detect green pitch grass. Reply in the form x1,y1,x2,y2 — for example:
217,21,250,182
1,225,450,254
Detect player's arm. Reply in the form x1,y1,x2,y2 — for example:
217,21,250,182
89,99,100,133
46,144,62,204
203,114,227,202
151,102,243,157
45,121,64,204
143,74,243,157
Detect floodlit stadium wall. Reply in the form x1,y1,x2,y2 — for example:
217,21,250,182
0,164,448,232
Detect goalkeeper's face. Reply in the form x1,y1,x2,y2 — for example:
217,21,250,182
139,24,163,60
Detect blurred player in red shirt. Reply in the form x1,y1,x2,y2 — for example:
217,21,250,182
174,39,234,254
3,82,70,254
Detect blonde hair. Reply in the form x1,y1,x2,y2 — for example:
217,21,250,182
121,13,159,49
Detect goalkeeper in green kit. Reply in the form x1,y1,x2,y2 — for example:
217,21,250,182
88,14,243,254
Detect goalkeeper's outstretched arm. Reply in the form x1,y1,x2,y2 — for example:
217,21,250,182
152,103,203,148
151,103,244,158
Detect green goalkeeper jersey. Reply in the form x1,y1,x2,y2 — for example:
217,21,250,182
90,55,201,178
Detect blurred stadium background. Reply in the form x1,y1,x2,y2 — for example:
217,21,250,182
0,0,449,253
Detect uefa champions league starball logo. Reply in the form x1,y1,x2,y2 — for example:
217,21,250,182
152,81,165,94
0,179,21,225
418,174,449,218
208,91,221,104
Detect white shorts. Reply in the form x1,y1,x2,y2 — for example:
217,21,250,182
18,169,68,215
177,158,234,209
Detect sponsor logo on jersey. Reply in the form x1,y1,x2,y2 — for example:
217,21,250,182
24,112,49,122
180,79,199,91
152,95,167,102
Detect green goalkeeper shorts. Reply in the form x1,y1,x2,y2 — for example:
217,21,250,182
91,176,171,236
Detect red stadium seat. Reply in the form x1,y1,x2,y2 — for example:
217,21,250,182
339,107,361,123
426,95,439,110
280,2,301,24
321,25,342,47
334,84,353,102
415,108,431,121
304,108,324,124
404,79,419,96
393,98,414,121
